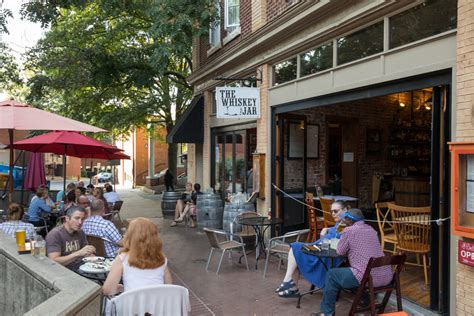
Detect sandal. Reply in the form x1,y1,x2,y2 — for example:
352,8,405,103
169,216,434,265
170,221,177,227
275,280,296,293
278,288,300,298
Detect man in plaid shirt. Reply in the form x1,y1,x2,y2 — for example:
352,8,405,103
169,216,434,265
82,199,122,257
314,209,393,316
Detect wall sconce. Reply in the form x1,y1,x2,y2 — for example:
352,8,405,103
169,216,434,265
299,120,305,130
398,93,405,108
423,91,432,111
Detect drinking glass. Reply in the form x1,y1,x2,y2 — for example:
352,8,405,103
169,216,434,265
15,230,26,247
321,239,330,251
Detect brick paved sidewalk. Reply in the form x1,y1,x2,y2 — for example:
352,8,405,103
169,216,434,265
118,188,397,316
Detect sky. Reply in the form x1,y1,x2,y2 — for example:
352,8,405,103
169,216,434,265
1,0,45,100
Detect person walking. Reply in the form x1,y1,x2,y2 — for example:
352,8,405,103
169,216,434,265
164,169,174,191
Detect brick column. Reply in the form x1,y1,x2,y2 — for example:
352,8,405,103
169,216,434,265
202,90,213,190
251,0,267,32
256,64,271,215
456,1,474,315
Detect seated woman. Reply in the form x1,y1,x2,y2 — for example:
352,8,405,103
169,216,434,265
102,217,173,296
172,183,202,228
93,187,110,214
0,203,36,238
170,182,193,227
28,187,54,230
276,200,349,298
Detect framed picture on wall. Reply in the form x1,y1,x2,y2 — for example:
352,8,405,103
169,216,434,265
366,128,382,154
288,123,319,159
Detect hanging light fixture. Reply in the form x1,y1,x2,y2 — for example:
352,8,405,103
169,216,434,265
398,93,406,107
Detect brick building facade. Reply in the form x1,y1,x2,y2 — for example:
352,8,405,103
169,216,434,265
172,1,469,313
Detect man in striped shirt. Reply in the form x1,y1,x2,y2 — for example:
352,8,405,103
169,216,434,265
314,209,393,316
82,199,122,258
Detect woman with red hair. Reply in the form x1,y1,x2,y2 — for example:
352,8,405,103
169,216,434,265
102,218,172,295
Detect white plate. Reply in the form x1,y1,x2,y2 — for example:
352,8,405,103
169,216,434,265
79,260,112,274
82,256,105,263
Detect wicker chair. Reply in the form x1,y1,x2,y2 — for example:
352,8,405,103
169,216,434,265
305,192,321,242
388,203,431,285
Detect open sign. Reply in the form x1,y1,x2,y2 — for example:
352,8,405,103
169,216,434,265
458,240,474,267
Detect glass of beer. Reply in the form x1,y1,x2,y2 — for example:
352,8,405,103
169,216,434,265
15,229,26,247
336,223,346,233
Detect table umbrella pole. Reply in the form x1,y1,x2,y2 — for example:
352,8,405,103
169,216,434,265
89,159,93,185
63,144,67,192
8,129,14,202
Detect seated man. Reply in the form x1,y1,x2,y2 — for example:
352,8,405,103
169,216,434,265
56,182,76,203
46,206,95,271
77,195,91,217
313,209,393,316
103,183,120,204
82,199,122,258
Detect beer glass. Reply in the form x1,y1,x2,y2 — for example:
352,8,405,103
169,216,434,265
15,229,26,247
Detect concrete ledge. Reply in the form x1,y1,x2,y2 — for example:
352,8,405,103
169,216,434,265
0,232,101,315
139,186,161,195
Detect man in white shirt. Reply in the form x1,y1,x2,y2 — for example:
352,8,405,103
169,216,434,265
103,184,120,204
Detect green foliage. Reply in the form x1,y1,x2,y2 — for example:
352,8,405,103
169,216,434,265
23,1,217,136
0,6,21,92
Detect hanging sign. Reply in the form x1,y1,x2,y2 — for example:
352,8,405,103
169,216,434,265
458,240,474,267
215,87,260,118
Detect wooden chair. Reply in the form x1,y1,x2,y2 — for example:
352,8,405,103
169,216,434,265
305,192,319,242
388,203,431,285
349,254,406,316
86,234,107,257
263,228,309,277
375,201,398,254
204,228,249,274
320,197,336,228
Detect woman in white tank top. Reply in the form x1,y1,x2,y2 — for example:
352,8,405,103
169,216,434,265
103,218,172,295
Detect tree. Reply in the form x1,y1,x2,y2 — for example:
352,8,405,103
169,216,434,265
0,6,22,92
23,0,216,180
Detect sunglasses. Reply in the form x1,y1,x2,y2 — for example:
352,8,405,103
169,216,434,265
331,209,341,213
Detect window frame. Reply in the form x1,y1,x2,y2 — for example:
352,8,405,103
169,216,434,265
224,0,240,30
209,1,221,47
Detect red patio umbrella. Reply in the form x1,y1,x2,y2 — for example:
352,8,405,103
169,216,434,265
0,100,105,200
24,153,46,192
11,131,122,191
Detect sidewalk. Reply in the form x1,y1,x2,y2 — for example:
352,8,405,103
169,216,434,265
117,188,359,315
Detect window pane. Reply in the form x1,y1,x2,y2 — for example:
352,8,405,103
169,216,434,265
273,57,297,86
234,132,245,193
390,0,457,49
337,22,383,66
215,135,224,194
300,42,333,77
226,0,240,28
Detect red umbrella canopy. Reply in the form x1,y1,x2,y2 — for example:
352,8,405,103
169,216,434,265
81,151,131,160
11,131,123,158
24,153,46,192
0,100,105,132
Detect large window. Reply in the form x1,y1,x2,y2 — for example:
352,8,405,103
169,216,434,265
209,1,221,47
273,57,297,86
337,21,384,66
300,42,333,77
225,0,240,31
389,0,457,49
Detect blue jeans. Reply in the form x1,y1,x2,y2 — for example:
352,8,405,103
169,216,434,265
320,267,359,314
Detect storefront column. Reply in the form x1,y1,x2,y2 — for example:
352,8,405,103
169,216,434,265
202,90,213,190
455,1,474,314
256,64,271,215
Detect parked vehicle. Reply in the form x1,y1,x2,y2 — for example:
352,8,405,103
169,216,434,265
96,172,113,183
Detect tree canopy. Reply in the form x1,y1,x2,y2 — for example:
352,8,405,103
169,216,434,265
0,6,21,92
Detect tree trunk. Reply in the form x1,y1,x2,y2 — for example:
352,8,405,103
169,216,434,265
166,123,178,185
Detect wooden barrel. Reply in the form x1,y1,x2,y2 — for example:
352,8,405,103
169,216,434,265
196,193,224,231
161,192,182,218
222,202,255,233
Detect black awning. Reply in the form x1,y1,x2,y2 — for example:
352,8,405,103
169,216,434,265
166,95,204,144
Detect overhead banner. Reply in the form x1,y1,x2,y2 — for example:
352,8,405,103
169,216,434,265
215,87,261,118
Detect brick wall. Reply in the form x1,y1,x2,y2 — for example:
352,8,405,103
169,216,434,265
456,1,474,315
266,0,299,22
282,94,405,208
